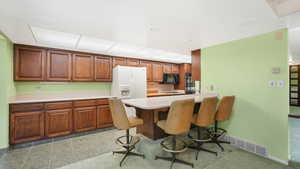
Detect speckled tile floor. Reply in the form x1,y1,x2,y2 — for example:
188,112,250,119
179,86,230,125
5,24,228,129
0,127,297,169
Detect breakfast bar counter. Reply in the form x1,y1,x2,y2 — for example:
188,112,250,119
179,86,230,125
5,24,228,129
122,93,218,140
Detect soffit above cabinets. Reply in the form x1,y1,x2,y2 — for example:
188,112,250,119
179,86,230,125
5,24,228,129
29,26,191,63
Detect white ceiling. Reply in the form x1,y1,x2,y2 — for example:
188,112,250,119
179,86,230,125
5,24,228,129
0,0,300,63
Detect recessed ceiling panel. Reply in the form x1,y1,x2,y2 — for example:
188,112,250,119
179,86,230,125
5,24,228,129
30,26,80,49
77,36,115,53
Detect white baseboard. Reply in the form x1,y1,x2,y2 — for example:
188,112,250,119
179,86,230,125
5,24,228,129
268,156,288,166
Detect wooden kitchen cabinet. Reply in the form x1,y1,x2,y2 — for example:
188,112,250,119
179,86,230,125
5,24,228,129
14,45,46,81
171,64,179,74
152,62,163,82
94,55,112,82
10,111,45,144
163,64,172,73
72,53,94,81
113,57,127,67
45,108,73,138
73,106,97,133
97,105,113,128
127,58,140,66
47,50,72,81
140,60,153,81
192,49,201,81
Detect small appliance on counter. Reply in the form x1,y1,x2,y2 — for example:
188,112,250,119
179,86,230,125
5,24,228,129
112,66,147,99
161,73,179,84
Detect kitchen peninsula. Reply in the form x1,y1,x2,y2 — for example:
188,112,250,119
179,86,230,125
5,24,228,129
122,93,218,140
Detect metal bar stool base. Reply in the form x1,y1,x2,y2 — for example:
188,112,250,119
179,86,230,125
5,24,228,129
188,145,217,160
113,149,145,166
155,154,194,169
207,139,230,152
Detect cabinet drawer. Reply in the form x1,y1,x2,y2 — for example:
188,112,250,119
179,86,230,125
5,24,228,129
45,102,73,110
96,99,109,105
73,100,97,107
10,103,44,112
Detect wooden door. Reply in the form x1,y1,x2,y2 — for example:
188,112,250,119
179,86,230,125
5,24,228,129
72,53,94,81
47,50,72,81
10,111,44,144
171,64,179,74
163,64,172,73
45,109,73,138
152,62,163,82
14,45,46,81
192,49,201,81
140,61,153,81
94,55,112,82
127,58,140,66
73,107,97,132
97,105,113,128
112,57,127,67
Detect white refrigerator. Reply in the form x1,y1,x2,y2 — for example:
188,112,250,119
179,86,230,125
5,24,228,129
111,65,147,99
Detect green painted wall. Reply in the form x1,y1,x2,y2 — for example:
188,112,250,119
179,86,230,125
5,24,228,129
0,32,16,149
15,82,111,94
201,29,289,162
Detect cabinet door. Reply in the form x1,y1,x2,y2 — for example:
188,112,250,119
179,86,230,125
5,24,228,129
10,111,44,144
14,45,46,81
192,49,201,81
95,56,112,82
45,109,73,138
152,62,163,82
97,105,113,128
127,58,140,67
73,107,97,133
171,64,179,74
163,64,172,73
47,50,72,81
113,57,127,67
72,53,94,81
140,61,153,81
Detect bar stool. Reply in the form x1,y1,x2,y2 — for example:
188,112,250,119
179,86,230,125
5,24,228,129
208,96,235,151
108,98,145,166
188,97,218,160
155,99,195,169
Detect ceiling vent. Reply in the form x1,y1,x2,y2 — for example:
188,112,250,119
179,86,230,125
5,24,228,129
266,0,300,17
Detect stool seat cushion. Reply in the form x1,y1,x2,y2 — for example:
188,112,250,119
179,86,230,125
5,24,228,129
128,117,143,128
157,120,167,130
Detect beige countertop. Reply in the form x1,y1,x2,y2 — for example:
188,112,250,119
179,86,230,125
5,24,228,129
9,92,113,104
147,90,186,97
123,93,218,110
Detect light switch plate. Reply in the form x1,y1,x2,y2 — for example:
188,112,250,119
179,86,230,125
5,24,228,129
277,80,285,88
268,80,276,88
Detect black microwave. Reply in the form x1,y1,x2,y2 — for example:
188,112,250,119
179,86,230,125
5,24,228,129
161,73,179,84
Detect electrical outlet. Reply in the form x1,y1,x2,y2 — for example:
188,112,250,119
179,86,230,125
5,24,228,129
277,80,284,88
268,80,276,88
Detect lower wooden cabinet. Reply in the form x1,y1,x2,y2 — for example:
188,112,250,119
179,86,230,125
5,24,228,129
97,105,113,128
45,109,73,138
10,99,112,145
10,111,45,144
73,106,97,133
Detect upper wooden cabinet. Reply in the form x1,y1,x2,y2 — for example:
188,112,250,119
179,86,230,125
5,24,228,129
14,45,46,81
152,62,163,82
171,64,179,74
163,64,172,73
127,58,140,66
72,53,94,81
192,49,201,81
94,56,112,82
47,50,72,81
113,57,127,67
140,60,153,81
